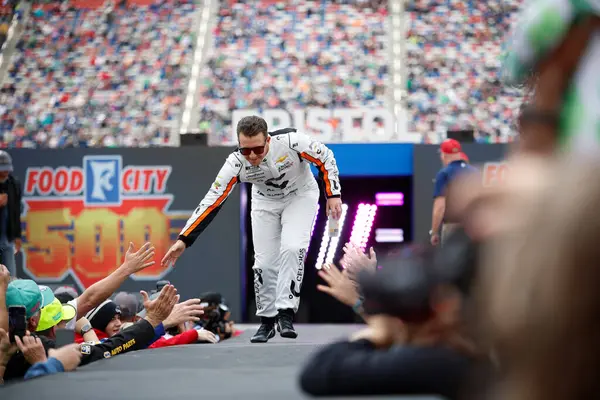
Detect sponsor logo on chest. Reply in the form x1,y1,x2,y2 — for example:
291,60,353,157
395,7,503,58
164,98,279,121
275,154,294,172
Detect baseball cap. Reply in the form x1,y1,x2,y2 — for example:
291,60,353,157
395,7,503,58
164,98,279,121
38,285,56,308
114,292,140,319
36,298,77,332
0,151,13,172
53,286,79,301
440,139,462,155
6,280,43,318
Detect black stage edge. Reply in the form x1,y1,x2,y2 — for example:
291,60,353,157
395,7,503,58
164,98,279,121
2,325,445,400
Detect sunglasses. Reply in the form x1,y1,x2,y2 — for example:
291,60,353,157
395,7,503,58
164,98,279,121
238,144,266,156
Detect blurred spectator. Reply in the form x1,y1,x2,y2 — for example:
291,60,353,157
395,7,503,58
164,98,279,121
406,0,524,143
0,0,199,148
0,151,22,278
479,156,600,400
198,0,389,143
114,291,140,324
3,279,46,380
300,244,482,398
53,285,79,304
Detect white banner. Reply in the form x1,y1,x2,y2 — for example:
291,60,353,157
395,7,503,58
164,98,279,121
227,108,408,145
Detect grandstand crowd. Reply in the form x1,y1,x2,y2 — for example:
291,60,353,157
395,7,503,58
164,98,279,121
0,0,524,147
1,0,196,148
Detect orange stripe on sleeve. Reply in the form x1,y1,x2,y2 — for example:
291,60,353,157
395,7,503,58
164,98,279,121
183,176,238,237
301,152,333,197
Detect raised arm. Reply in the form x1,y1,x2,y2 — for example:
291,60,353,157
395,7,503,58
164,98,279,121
161,155,242,267
177,155,241,248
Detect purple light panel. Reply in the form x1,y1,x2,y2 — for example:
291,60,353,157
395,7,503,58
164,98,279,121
375,228,404,243
375,192,404,206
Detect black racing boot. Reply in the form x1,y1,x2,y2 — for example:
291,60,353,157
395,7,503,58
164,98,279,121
250,317,276,343
276,308,297,339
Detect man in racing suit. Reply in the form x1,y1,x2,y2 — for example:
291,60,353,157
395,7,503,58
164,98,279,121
162,116,342,343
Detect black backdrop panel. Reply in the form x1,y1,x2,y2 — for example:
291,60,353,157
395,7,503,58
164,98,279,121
243,177,413,323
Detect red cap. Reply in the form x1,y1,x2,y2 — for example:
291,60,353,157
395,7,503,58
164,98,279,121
440,139,462,154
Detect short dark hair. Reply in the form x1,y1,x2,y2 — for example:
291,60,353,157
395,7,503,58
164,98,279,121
237,116,268,138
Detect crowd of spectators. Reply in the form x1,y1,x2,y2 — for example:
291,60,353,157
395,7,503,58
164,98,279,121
0,0,529,146
405,0,524,143
0,241,239,384
197,0,389,144
0,0,199,148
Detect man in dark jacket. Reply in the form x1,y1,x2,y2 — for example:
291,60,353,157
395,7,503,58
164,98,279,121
0,151,22,277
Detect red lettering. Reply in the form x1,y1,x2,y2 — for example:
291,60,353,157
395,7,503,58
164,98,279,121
38,169,53,196
483,164,496,187
122,168,134,193
70,168,83,194
483,163,508,187
25,169,40,195
123,168,141,193
54,168,69,194
142,170,153,193
154,168,170,193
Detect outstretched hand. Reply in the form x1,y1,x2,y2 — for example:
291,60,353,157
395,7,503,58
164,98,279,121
317,263,360,307
163,298,205,329
141,284,179,327
340,242,377,282
161,240,186,268
123,242,156,273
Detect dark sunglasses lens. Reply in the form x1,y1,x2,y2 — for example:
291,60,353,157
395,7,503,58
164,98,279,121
240,146,265,156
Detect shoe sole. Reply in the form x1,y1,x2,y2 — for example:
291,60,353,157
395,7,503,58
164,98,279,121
250,329,275,343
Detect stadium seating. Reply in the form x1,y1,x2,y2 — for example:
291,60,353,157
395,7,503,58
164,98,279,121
0,0,199,148
405,0,523,143
197,0,390,144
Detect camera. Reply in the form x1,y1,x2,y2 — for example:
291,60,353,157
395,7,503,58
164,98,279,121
198,292,232,339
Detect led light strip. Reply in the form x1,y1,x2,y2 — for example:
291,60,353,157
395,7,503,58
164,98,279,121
349,203,369,246
359,205,377,251
315,203,348,269
348,203,378,252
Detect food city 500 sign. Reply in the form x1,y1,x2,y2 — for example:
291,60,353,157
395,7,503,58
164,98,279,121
482,161,509,186
22,155,190,289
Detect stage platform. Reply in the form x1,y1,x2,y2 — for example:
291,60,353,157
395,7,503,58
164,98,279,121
3,324,445,400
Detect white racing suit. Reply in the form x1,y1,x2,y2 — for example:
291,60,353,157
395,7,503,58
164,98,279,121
178,128,341,317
